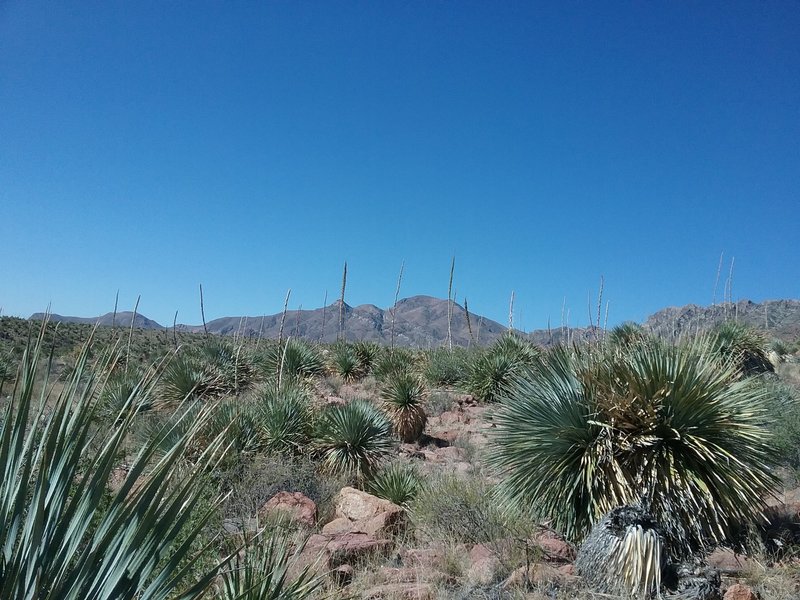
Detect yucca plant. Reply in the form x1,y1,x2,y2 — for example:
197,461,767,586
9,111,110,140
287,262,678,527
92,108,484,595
197,338,257,395
373,347,416,381
380,372,427,443
314,399,393,478
160,352,217,404
366,461,424,508
99,365,152,418
606,322,651,350
707,321,773,377
0,346,16,395
487,338,780,557
0,325,230,599
218,523,323,600
328,342,362,382
255,384,312,456
261,339,326,384
467,334,539,403
353,340,380,375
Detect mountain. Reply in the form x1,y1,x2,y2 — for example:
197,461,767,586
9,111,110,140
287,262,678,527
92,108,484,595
178,295,512,347
29,311,163,329
643,299,800,341
28,297,800,347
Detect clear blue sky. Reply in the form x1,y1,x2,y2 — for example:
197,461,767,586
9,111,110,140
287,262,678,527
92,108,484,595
1,1,798,331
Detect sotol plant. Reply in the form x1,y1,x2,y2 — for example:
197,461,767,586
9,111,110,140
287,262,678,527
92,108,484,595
467,333,539,403
487,338,780,556
314,399,393,478
380,372,427,443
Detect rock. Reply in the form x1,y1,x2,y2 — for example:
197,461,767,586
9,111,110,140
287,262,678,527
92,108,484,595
259,491,317,527
467,544,501,585
502,563,571,589
297,532,393,573
336,487,402,522
706,548,757,574
332,564,353,587
532,530,575,562
331,487,406,537
400,548,445,568
724,583,758,600
363,583,434,599
321,517,354,535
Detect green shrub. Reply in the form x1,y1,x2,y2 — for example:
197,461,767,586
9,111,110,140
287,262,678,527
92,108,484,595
467,334,539,403
218,524,323,600
328,342,363,382
380,372,427,443
366,461,424,508
422,347,472,387
314,399,393,478
411,472,527,545
487,339,780,555
255,383,312,456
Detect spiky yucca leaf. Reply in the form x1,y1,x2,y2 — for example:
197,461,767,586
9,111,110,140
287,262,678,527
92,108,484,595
467,333,539,403
366,462,424,508
218,524,323,600
488,339,780,555
380,372,427,443
314,399,393,478
256,384,312,456
0,324,229,599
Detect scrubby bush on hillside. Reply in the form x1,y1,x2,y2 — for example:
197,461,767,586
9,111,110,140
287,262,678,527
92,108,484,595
422,347,472,387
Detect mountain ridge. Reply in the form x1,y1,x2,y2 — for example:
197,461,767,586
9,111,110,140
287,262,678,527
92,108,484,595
29,296,800,347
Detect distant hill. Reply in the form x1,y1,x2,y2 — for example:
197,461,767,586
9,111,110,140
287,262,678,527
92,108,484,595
643,299,800,341
178,295,513,347
29,311,162,330
28,297,800,347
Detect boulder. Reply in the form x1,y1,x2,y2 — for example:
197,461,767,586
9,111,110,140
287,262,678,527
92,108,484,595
467,543,501,585
330,487,406,537
723,583,758,600
259,491,317,527
706,549,758,575
296,532,393,573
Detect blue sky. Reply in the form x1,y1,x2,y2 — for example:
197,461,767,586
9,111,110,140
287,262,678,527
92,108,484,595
1,1,798,331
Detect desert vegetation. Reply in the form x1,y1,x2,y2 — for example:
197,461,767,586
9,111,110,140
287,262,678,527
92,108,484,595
0,313,799,599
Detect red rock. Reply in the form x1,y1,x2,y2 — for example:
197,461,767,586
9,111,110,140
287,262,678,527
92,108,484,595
259,491,317,527
297,532,392,572
468,544,501,585
532,531,575,562
723,583,758,600
336,487,403,522
707,548,757,574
